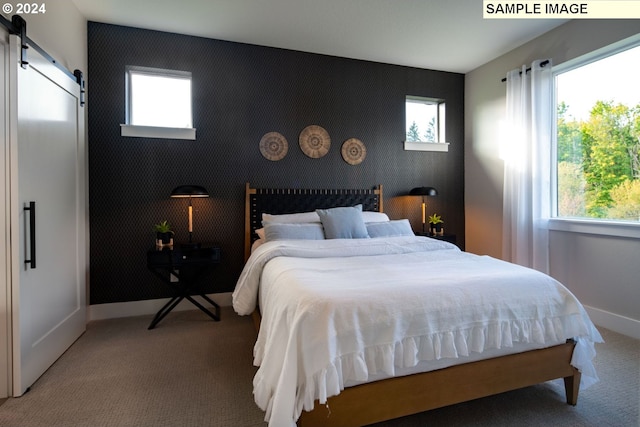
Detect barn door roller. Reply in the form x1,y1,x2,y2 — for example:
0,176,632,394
11,15,29,69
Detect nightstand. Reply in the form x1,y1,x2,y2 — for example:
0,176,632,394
416,232,457,245
146,244,221,329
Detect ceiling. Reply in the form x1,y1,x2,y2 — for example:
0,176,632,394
71,0,567,74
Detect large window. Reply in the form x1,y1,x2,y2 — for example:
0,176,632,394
121,66,195,140
554,41,640,222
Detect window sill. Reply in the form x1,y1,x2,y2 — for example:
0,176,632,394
404,141,449,152
548,218,640,239
121,124,196,140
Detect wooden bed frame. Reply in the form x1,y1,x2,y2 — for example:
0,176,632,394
243,182,581,427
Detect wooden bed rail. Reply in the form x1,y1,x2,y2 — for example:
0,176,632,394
250,307,580,427
297,341,580,427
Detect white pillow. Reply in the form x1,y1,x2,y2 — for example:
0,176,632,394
262,211,320,223
262,210,386,224
362,211,390,223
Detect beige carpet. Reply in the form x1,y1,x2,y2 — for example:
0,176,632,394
0,307,637,427
0,308,265,427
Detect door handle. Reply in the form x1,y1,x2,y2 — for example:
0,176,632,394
24,201,36,269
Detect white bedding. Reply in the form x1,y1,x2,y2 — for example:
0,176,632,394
232,236,603,427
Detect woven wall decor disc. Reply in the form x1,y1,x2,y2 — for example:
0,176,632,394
341,138,366,165
259,132,288,161
299,125,331,158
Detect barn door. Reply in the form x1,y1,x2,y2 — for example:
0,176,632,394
8,33,86,396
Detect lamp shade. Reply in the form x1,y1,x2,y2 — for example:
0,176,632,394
409,186,438,197
170,185,209,198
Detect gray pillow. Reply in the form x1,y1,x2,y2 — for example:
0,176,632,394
366,219,414,238
263,222,325,241
316,205,369,239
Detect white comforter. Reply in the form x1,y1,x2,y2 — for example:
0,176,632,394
232,236,603,427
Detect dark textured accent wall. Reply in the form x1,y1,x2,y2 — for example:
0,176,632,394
87,22,465,305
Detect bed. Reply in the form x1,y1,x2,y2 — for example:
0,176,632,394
233,183,602,427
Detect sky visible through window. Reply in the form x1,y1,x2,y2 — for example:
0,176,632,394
555,43,640,222
130,73,192,128
556,45,640,121
406,99,437,141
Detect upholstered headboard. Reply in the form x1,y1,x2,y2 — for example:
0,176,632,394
244,182,383,260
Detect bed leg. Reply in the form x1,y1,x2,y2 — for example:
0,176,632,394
563,369,581,406
251,309,261,334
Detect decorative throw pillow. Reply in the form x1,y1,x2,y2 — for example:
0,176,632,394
366,219,414,238
316,205,369,239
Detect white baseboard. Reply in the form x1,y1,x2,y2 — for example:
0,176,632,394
88,292,233,322
584,305,640,340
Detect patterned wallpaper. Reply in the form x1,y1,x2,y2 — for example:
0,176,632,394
87,22,465,304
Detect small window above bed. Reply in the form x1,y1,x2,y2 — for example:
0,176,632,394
404,95,449,152
121,66,196,140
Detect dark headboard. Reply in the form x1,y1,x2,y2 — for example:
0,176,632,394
244,182,383,260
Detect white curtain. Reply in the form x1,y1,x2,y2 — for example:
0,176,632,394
502,59,553,273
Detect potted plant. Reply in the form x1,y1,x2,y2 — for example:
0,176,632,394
154,220,174,245
428,213,444,236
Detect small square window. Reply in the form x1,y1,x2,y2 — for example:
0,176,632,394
404,96,448,152
121,66,195,140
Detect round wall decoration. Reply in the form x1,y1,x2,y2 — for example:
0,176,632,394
259,132,288,161
341,138,366,165
299,125,331,158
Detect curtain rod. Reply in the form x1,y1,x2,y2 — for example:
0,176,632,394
501,59,550,82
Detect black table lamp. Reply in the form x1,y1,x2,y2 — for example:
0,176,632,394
170,185,209,247
409,186,438,233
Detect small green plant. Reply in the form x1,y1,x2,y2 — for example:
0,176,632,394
153,220,172,233
428,213,443,225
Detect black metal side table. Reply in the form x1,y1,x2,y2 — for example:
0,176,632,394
146,244,221,329
415,232,457,246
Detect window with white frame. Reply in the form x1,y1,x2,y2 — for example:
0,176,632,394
404,96,448,152
121,66,195,140
554,40,640,223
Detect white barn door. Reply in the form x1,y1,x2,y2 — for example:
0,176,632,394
8,33,86,396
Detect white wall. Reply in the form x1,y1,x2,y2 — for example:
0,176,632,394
2,0,87,76
465,20,640,338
